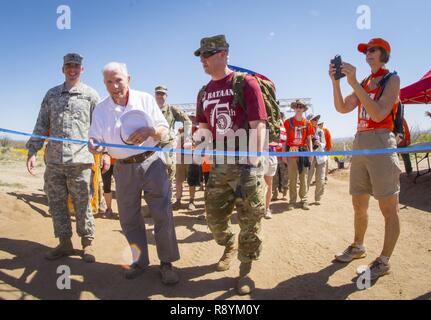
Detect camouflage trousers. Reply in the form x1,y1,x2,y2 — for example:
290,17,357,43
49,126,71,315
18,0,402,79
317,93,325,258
44,164,95,240
272,161,289,194
205,163,266,263
163,143,176,185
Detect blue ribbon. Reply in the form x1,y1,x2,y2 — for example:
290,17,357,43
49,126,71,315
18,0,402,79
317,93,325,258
1,127,430,157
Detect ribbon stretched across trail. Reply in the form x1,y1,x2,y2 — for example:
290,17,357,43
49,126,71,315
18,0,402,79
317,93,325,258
1,128,431,158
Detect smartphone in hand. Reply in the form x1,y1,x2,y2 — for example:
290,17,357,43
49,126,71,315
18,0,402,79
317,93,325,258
331,55,346,80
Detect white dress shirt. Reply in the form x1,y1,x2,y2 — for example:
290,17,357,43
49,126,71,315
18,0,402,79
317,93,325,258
89,89,168,160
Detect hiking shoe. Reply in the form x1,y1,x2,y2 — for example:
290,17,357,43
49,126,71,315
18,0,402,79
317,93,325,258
45,238,75,260
172,199,181,211
104,208,118,220
271,194,278,202
335,244,367,263
356,257,391,280
286,203,294,211
237,262,255,295
81,238,96,263
216,244,237,271
103,208,112,218
160,262,179,285
264,209,273,220
315,201,321,206
187,202,196,211
282,188,288,200
301,202,310,211
124,263,147,280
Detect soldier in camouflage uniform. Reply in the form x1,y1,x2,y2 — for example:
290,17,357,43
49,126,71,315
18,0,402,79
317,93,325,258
154,85,192,188
26,53,101,263
194,35,268,295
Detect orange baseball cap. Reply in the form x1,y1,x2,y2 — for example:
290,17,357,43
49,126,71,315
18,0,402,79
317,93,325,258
357,38,391,54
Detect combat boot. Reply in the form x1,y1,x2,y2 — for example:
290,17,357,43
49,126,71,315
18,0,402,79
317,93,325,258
237,262,255,295
271,189,278,201
282,188,288,200
216,243,237,271
81,238,96,263
45,237,75,260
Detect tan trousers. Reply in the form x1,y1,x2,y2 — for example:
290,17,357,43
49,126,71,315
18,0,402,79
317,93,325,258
307,159,326,202
287,157,308,204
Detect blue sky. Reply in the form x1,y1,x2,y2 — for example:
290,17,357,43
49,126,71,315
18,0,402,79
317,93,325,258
0,0,430,139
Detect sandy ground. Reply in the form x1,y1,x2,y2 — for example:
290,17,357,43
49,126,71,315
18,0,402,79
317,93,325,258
0,158,430,300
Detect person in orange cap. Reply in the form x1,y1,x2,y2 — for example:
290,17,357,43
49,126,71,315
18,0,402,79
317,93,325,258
329,38,402,280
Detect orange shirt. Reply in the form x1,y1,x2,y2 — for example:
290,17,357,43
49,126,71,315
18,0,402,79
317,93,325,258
398,119,411,147
322,127,332,151
284,117,314,148
202,156,212,173
357,73,398,132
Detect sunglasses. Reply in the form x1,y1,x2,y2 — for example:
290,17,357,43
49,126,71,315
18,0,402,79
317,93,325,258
201,50,221,58
293,105,305,109
366,47,378,54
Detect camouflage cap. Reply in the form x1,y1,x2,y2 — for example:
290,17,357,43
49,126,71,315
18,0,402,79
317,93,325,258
155,85,168,94
291,99,309,112
194,35,229,57
63,53,83,65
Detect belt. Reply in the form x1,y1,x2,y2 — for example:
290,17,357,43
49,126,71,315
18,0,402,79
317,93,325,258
118,151,156,164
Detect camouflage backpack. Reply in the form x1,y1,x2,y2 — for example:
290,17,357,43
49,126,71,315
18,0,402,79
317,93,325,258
198,72,281,141
232,72,281,142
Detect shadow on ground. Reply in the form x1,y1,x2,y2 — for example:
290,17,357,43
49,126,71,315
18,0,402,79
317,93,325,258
399,172,431,213
7,192,50,218
0,238,371,300
0,238,233,300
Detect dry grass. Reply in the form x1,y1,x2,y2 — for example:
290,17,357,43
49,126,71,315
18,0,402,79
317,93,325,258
0,147,45,163
0,180,25,189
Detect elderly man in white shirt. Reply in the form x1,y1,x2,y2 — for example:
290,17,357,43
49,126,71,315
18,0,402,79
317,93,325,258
88,62,180,285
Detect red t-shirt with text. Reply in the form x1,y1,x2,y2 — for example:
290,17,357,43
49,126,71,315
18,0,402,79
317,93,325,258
196,72,267,140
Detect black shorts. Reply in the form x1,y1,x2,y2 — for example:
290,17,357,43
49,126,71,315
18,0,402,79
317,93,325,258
187,164,202,187
102,165,114,193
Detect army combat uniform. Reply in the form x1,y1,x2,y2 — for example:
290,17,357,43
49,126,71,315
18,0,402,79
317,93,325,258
194,36,268,266
26,66,100,242
156,85,192,184
205,164,267,262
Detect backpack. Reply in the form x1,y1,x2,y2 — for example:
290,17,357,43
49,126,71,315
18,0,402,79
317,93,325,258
232,72,281,142
198,72,281,141
361,71,404,137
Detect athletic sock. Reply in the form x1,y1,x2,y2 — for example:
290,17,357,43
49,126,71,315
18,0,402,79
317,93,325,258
379,255,390,265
